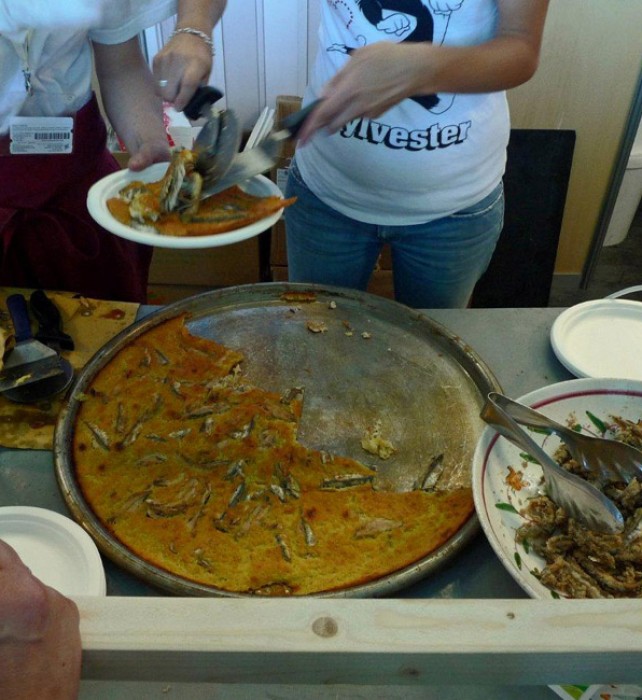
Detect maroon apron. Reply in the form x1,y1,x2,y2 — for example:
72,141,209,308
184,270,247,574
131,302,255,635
0,94,152,303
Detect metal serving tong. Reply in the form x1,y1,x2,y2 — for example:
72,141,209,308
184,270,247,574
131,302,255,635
488,392,642,488
183,86,242,190
481,392,631,533
184,87,320,197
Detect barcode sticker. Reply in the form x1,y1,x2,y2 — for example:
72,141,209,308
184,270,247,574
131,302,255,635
10,117,73,154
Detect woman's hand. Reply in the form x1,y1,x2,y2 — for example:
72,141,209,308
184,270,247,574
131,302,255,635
153,32,213,112
297,41,422,143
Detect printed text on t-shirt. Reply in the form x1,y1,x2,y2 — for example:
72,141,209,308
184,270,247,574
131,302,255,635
340,117,472,151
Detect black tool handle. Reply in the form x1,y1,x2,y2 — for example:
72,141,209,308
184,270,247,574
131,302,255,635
280,99,323,139
30,289,75,351
183,85,225,121
6,294,33,343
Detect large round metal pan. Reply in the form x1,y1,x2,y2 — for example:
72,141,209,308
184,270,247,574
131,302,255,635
54,283,502,597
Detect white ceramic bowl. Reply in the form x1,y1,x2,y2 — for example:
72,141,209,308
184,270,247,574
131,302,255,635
472,377,642,599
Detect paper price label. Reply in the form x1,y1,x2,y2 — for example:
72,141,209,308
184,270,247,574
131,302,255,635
10,117,74,154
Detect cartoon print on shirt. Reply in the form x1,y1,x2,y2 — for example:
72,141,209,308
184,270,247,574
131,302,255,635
327,0,463,115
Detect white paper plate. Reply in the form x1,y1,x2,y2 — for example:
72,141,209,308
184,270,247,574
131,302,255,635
551,298,642,380
87,162,285,249
472,377,642,599
0,506,106,596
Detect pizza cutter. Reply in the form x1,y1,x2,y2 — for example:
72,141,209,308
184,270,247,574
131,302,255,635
2,358,74,404
183,86,242,190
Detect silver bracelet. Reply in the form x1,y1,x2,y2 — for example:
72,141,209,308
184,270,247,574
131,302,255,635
170,27,215,55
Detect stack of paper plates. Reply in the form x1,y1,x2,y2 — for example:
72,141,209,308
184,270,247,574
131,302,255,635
0,506,106,596
551,297,642,380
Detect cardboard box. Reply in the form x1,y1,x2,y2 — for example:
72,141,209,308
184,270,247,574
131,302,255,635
271,265,288,283
270,219,288,268
378,246,392,270
269,96,302,270
111,150,130,169
149,241,260,288
368,269,394,299
271,264,393,300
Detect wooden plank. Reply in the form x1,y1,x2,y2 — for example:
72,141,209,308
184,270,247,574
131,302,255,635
269,95,303,267
76,598,642,685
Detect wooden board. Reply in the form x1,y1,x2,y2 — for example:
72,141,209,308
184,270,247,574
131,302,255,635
76,597,642,685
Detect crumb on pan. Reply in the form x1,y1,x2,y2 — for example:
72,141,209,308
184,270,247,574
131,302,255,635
306,320,328,334
361,419,396,460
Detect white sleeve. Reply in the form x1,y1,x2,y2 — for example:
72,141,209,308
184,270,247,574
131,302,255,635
89,0,178,45
0,0,102,32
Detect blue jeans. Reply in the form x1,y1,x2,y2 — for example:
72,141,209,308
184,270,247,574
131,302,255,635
284,159,504,308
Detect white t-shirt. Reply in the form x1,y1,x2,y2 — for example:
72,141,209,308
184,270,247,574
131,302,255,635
0,0,177,134
295,0,509,225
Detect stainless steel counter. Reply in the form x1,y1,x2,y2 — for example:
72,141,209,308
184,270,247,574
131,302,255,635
0,306,575,698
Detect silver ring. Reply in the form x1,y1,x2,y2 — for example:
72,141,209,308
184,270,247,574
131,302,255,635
158,79,169,88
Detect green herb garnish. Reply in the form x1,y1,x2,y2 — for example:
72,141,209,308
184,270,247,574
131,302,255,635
495,502,518,514
586,410,607,434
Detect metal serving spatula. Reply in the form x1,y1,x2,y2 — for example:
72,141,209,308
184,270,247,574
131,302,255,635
200,99,321,196
0,294,66,392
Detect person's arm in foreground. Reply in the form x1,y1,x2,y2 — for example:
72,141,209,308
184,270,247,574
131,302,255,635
93,37,171,171
298,0,550,142
153,0,227,111
0,540,81,700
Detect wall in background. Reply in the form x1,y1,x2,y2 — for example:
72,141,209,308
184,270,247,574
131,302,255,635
506,1,642,276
